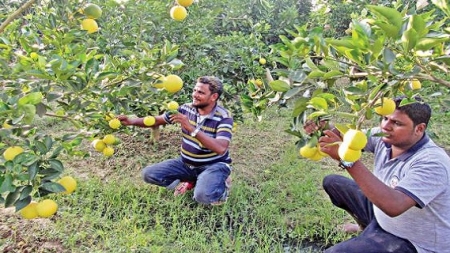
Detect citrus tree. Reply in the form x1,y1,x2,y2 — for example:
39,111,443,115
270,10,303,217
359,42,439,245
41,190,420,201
259,1,450,159
0,0,188,216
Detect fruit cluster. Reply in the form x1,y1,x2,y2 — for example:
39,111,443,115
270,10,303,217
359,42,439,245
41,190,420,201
170,0,194,21
91,134,121,157
299,142,328,161
80,3,102,34
338,129,367,162
19,176,77,219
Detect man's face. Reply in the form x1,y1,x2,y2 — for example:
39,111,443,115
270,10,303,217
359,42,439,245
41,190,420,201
192,83,217,109
380,110,423,148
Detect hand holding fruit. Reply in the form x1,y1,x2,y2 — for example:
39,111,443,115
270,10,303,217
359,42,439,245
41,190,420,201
318,130,342,161
116,115,133,126
303,119,328,136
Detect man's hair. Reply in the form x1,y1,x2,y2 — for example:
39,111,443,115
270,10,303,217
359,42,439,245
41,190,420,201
394,95,431,126
197,76,223,98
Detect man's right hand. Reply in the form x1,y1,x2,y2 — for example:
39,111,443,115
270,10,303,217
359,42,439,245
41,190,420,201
303,119,328,135
117,115,133,126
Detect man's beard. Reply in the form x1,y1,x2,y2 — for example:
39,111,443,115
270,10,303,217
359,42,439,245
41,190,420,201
193,102,208,109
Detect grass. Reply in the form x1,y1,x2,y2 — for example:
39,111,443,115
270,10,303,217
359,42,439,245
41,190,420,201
2,105,449,252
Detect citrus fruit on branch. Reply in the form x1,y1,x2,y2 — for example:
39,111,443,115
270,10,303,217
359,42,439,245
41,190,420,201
81,19,99,34
374,97,396,116
83,3,102,19
170,6,188,21
176,0,194,7
57,176,77,194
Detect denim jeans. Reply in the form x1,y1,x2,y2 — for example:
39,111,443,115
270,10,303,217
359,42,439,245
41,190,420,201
141,157,232,204
323,174,417,253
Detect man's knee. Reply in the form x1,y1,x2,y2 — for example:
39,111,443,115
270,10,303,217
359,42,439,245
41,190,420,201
141,166,158,184
322,174,343,190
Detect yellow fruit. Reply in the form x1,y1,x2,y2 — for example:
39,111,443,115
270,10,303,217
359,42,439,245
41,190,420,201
103,134,116,145
20,201,38,219
176,0,194,7
299,145,317,158
338,144,362,162
30,52,38,60
81,19,99,34
103,146,114,157
105,113,115,121
409,79,421,90
316,144,328,157
259,58,267,65
170,6,188,21
36,199,58,218
343,129,367,150
109,118,121,129
83,3,102,19
143,116,156,126
164,74,183,93
309,151,326,161
91,139,106,152
58,176,77,194
232,122,237,132
2,121,12,129
3,146,24,161
154,76,166,89
374,97,396,116
167,101,179,111
255,79,263,87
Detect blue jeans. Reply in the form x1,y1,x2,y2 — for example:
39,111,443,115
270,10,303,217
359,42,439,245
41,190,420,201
323,174,417,253
141,157,232,204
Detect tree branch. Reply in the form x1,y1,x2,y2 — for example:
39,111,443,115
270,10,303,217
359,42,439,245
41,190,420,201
0,0,37,34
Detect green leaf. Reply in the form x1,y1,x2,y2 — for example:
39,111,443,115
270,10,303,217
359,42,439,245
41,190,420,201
35,140,48,154
19,185,33,200
401,28,418,52
308,111,328,119
383,48,396,64
407,15,427,38
367,5,403,28
28,162,38,181
40,181,65,193
5,190,20,207
323,70,343,79
44,136,53,151
431,0,450,17
49,159,64,172
309,97,328,110
326,38,356,49
416,37,449,51
307,70,325,78
20,104,36,124
374,22,401,38
269,80,290,92
0,174,15,193
18,92,43,106
284,87,302,100
292,97,309,117
15,196,31,212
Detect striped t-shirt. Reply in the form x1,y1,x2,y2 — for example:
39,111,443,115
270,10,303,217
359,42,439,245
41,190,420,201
163,103,233,167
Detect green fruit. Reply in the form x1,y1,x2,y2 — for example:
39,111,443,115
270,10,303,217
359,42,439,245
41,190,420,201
83,3,102,19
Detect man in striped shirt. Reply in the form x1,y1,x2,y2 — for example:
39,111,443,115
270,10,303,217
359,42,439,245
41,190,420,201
118,76,233,205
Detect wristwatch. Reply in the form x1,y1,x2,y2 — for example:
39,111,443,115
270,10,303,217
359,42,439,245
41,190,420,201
338,160,355,170
190,128,200,137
